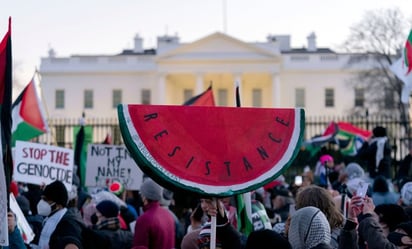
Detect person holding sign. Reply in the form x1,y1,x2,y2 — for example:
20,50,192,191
33,180,84,249
197,198,242,249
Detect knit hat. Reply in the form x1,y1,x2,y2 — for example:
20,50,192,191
320,154,333,165
109,181,124,197
140,178,162,201
288,206,331,249
345,162,365,180
401,182,412,206
43,180,68,206
96,200,119,218
160,188,174,207
198,222,223,249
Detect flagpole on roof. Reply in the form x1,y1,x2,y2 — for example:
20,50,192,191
34,68,53,145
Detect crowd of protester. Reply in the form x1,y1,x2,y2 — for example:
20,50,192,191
3,126,412,249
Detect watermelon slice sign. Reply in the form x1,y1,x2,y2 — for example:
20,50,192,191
118,105,305,197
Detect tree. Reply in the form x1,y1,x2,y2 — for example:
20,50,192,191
342,8,411,143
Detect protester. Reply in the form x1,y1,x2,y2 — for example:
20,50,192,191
288,206,332,249
160,187,184,249
340,195,410,249
5,211,26,249
295,185,344,249
197,198,242,249
314,154,334,188
16,195,43,246
371,175,399,206
374,204,409,237
358,126,392,179
132,178,175,249
94,200,133,249
33,180,84,249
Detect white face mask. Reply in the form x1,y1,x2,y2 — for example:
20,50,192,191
37,199,55,216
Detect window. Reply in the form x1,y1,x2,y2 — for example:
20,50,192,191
55,125,65,147
55,89,65,109
384,88,394,109
84,90,93,109
184,89,194,103
141,89,151,104
252,89,262,107
295,88,305,107
354,88,364,107
112,89,122,108
218,89,228,106
325,88,334,107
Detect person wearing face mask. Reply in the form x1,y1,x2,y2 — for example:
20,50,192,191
32,180,84,249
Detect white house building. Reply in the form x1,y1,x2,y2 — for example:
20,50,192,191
39,32,362,119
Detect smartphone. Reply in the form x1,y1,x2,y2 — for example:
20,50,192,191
294,176,303,186
356,182,368,198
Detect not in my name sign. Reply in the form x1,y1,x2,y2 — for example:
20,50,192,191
85,144,143,190
14,141,74,190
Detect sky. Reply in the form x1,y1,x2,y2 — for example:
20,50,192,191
1,0,412,90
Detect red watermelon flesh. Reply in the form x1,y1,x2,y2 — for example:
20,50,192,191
118,105,305,196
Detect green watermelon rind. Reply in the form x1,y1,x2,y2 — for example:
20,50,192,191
118,104,305,197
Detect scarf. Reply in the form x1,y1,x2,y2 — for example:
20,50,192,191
38,208,67,249
370,137,387,172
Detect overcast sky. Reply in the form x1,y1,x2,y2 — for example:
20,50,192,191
1,0,412,87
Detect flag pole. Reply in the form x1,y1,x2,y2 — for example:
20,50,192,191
210,198,217,249
35,69,53,145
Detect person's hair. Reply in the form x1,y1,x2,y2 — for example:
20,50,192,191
295,185,344,229
373,175,389,193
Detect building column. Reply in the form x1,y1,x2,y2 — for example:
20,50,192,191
196,74,204,94
157,74,166,104
272,74,281,107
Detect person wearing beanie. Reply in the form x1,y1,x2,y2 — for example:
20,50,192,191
93,200,133,249
288,206,332,249
358,125,392,179
132,178,175,249
34,180,85,249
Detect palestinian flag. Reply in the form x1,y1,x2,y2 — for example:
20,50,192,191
404,29,412,74
236,192,253,236
390,29,412,103
183,85,215,106
73,123,93,187
0,17,13,246
11,76,49,147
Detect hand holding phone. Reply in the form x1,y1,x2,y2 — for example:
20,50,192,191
356,182,368,198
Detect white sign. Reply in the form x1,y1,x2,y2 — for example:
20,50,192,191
85,144,143,190
13,141,74,190
10,194,35,244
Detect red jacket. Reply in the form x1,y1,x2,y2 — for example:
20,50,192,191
132,201,175,249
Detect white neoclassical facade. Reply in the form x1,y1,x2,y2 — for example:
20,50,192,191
39,32,361,119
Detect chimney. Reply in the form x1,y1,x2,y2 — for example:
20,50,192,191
307,32,317,52
48,47,56,58
133,34,144,53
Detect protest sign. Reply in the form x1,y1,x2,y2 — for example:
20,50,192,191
13,141,74,190
10,194,35,244
85,144,143,190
